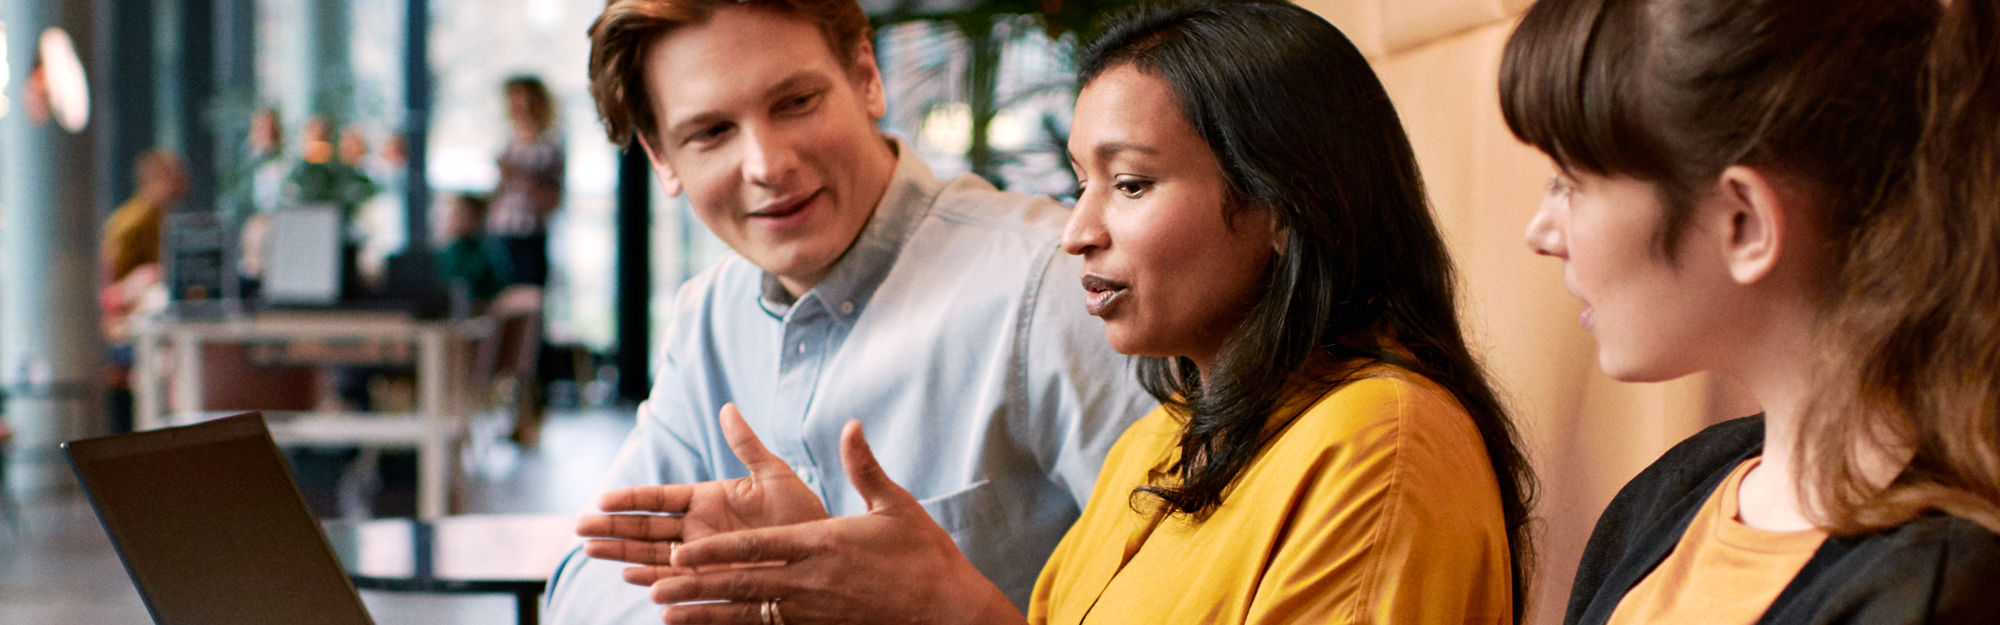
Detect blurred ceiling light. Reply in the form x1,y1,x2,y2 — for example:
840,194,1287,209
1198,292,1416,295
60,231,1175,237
0,26,8,120
987,109,1029,152
0,25,9,88
40,28,89,133
919,101,970,155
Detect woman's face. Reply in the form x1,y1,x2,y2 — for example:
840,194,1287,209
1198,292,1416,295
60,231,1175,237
1525,170,1733,381
1062,65,1277,370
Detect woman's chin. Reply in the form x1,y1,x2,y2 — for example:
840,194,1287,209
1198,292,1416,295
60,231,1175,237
1597,353,1696,384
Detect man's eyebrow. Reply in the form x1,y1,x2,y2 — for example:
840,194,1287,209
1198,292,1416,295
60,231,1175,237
765,71,831,100
664,110,728,140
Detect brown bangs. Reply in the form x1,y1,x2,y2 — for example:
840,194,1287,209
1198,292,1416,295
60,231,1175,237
1499,0,1672,180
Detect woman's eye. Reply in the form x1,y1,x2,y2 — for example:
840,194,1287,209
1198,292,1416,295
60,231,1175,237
1544,175,1575,199
1112,179,1150,198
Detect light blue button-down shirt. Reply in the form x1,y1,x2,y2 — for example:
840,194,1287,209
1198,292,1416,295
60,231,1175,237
545,138,1154,623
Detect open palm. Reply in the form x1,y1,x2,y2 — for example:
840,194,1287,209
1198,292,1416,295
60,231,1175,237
577,404,830,585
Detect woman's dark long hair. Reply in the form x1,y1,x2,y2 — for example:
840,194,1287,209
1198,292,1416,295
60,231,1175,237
1081,1,1537,617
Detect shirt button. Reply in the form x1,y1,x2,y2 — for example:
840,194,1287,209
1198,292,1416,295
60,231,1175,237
839,301,854,315
797,342,805,354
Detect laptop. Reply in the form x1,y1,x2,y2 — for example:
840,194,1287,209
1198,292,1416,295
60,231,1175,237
260,205,346,308
62,413,376,625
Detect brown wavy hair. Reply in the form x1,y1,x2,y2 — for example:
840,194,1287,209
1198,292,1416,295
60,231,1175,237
1502,0,2000,534
585,0,871,147
1818,0,2000,535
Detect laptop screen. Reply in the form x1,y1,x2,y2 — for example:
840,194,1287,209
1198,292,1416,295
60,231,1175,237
261,205,345,307
63,414,374,625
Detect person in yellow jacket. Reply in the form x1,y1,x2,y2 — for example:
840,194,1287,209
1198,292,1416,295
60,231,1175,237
574,3,1537,624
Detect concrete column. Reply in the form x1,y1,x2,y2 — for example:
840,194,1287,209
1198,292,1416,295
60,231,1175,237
3,0,105,500
94,0,154,218
176,0,219,214
403,0,431,253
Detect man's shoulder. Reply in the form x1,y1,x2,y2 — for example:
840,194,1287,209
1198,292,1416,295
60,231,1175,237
662,254,763,329
924,173,1072,241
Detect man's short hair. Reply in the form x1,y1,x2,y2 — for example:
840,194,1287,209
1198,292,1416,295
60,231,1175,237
587,0,872,148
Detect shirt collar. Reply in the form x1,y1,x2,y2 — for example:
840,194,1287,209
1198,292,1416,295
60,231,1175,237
757,135,940,321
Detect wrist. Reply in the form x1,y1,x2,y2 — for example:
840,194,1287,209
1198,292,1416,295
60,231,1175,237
939,567,1024,625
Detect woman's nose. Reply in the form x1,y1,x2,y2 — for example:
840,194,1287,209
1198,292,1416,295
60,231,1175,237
1524,193,1566,258
1060,193,1108,257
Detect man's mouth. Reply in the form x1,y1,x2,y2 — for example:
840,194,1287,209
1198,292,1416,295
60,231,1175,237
748,189,821,220
1081,273,1129,317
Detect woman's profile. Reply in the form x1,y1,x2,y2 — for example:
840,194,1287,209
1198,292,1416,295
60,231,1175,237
1503,0,2000,622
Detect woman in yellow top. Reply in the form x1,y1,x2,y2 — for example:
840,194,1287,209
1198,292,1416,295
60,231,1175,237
580,3,1534,623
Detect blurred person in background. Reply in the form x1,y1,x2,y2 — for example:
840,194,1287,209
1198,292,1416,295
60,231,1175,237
489,75,564,287
486,75,563,445
435,192,511,307
100,149,189,433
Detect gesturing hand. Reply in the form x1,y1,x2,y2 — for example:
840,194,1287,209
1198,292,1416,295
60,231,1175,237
576,403,830,587
647,420,1025,625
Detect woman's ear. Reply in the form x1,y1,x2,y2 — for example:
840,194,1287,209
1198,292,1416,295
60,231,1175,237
635,134,683,197
1713,165,1787,285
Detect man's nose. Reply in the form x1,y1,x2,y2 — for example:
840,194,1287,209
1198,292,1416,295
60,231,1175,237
740,126,799,187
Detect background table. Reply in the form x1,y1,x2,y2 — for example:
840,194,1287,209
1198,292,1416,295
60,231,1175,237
132,310,491,518
323,514,574,625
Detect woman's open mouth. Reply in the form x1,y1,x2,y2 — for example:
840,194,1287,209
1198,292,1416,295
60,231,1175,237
1081,273,1129,317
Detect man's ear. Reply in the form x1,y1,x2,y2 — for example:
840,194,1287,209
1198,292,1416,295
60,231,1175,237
849,41,887,121
634,133,683,197
1713,165,1786,285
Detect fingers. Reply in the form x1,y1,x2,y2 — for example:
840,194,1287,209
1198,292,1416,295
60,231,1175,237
651,564,804,605
598,485,696,515
672,523,818,569
583,536,680,566
660,598,782,625
577,511,686,540
620,564,692,587
718,404,793,481
837,420,918,512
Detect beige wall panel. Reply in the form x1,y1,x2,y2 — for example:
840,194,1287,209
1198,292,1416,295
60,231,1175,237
1296,0,1388,59
1366,17,1757,624
1378,0,1508,55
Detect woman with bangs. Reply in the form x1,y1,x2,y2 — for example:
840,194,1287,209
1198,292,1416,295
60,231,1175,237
1501,0,2000,623
576,2,1535,623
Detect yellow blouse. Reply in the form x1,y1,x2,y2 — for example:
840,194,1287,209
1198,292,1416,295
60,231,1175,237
1028,367,1513,624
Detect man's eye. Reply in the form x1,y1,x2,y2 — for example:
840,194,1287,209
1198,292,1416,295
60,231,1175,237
686,124,731,146
778,92,819,114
